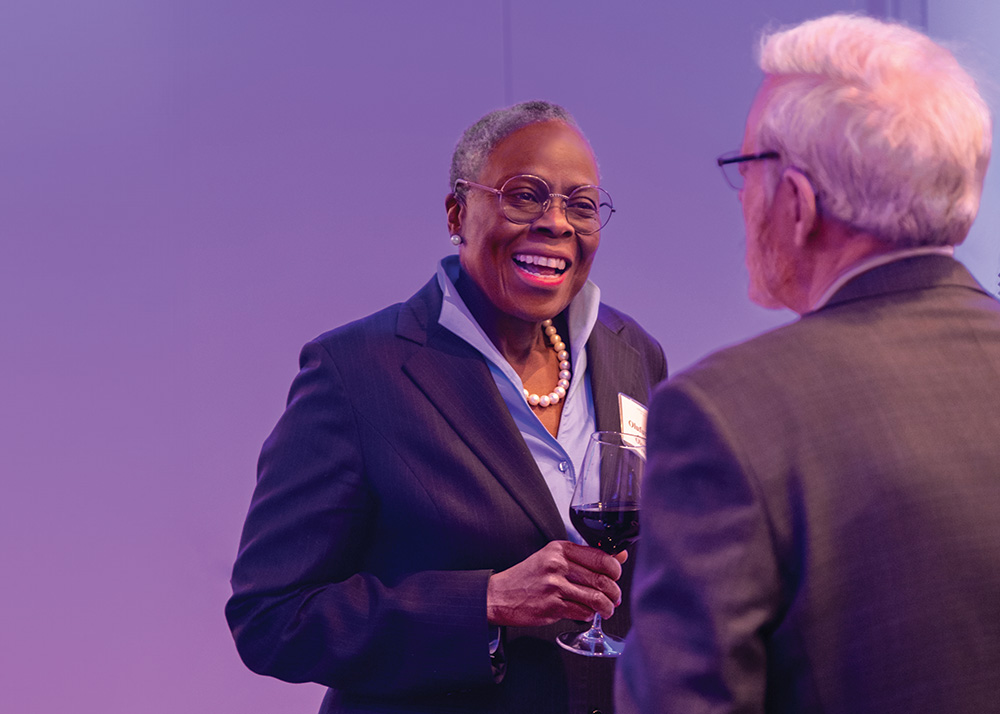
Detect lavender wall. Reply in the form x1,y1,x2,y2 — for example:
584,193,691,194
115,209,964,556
2,1,995,712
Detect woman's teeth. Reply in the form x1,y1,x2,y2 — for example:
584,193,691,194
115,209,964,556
513,254,567,275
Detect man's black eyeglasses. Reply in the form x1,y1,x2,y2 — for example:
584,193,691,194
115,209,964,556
716,151,780,190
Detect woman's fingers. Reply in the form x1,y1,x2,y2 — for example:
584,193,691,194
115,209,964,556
486,541,624,627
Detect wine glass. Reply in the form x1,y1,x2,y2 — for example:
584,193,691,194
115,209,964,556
557,430,645,657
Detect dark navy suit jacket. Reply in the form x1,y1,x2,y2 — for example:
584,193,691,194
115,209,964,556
227,275,666,714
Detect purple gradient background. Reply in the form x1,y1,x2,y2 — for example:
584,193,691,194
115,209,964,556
2,1,996,712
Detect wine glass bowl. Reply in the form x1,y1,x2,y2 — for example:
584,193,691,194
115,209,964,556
557,430,645,657
569,502,640,555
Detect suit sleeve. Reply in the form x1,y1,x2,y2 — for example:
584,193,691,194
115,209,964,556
616,380,783,714
225,340,497,697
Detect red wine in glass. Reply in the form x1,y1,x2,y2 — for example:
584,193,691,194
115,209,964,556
570,502,640,555
557,431,645,657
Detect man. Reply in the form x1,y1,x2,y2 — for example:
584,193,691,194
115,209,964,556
617,13,1000,714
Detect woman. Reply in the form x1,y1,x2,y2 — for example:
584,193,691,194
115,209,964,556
226,100,667,714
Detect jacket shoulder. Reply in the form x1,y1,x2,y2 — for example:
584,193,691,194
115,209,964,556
310,276,441,353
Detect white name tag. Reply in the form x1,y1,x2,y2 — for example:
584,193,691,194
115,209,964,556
618,393,648,454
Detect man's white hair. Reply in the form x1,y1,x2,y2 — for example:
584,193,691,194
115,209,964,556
756,13,992,247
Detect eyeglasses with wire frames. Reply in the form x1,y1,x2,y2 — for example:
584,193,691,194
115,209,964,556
454,174,614,235
716,151,780,190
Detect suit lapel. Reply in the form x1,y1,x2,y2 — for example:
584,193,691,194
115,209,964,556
397,279,566,542
587,313,650,433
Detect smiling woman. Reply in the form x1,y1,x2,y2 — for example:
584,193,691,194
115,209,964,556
447,121,603,406
225,100,666,714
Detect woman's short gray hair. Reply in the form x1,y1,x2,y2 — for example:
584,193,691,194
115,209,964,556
756,13,992,247
449,100,580,202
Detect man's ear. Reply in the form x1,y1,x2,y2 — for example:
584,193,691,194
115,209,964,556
781,167,819,248
446,193,464,236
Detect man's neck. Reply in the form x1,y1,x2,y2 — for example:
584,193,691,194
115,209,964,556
800,229,896,310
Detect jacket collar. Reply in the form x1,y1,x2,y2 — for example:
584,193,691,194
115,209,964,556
588,309,650,433
396,278,565,540
394,278,652,540
823,254,990,310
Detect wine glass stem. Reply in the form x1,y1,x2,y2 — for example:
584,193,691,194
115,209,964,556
586,612,604,638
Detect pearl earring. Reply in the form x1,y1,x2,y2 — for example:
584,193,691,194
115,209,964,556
450,234,463,246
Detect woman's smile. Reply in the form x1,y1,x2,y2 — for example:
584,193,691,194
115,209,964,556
512,252,570,282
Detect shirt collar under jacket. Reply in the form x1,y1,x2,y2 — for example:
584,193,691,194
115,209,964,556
435,254,601,375
809,245,955,312
435,254,600,543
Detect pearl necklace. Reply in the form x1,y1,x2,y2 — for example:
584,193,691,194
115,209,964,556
523,319,571,408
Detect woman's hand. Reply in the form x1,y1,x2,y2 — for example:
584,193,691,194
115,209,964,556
486,541,628,627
